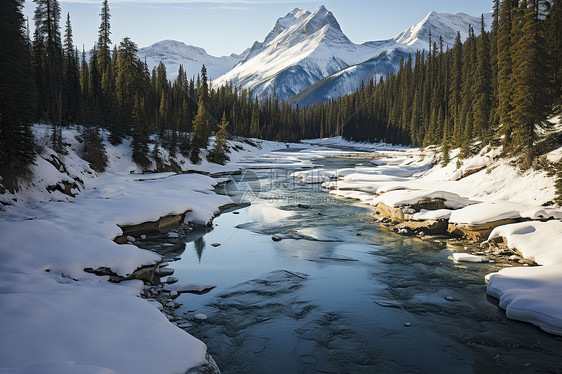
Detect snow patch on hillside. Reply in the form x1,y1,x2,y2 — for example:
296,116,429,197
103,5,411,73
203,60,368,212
0,125,283,373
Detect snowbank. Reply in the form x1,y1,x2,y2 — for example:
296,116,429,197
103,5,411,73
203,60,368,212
310,137,562,336
0,126,285,373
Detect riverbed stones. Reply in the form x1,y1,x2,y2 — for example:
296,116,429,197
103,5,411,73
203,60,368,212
114,212,188,243
165,276,179,284
193,313,208,321
155,267,174,277
447,219,518,242
84,264,156,283
396,219,449,235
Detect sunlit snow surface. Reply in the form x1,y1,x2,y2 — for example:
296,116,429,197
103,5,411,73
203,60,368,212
0,125,284,373
1,129,562,373
305,136,562,337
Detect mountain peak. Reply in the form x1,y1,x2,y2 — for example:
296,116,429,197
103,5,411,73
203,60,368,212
393,11,491,48
301,5,342,34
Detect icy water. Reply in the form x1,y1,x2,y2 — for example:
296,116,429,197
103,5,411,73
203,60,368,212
173,150,562,374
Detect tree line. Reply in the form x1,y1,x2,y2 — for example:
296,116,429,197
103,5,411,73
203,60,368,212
310,0,561,165
1,0,561,200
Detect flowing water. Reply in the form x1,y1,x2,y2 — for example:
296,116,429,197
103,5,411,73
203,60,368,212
170,149,562,374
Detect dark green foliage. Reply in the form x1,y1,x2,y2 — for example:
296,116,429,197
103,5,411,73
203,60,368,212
7,0,560,190
0,0,37,191
81,125,108,172
207,112,230,165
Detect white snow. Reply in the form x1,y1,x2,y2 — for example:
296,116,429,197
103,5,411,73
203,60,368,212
413,209,452,221
452,252,488,263
310,136,562,336
488,221,562,267
373,190,476,210
138,40,241,81
0,125,285,373
487,265,562,336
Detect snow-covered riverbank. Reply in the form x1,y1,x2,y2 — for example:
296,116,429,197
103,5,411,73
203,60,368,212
1,128,561,373
0,126,286,374
303,137,562,336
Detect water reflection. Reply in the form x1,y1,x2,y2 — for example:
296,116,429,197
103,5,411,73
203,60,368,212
173,152,562,374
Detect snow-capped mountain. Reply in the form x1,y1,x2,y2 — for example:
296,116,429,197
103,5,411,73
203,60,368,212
291,11,492,105
137,7,491,103
213,6,389,101
138,40,243,81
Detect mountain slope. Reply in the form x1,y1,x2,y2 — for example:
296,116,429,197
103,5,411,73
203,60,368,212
291,11,493,105
213,6,388,101
138,40,242,81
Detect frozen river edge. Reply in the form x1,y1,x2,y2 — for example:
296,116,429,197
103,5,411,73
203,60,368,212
1,127,561,373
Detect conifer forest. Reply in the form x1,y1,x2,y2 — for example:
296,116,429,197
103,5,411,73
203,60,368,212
1,0,561,195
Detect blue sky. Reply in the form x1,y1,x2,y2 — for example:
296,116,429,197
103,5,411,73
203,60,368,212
23,0,493,56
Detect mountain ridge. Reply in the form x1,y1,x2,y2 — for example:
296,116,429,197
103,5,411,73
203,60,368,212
137,6,492,103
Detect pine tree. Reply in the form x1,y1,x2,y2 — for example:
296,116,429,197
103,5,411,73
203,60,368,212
0,0,37,191
190,65,211,164
62,13,80,125
473,15,492,141
250,98,261,138
510,0,550,164
33,0,63,125
208,112,230,165
497,0,516,146
131,95,150,168
190,97,209,164
545,0,561,104
97,0,111,72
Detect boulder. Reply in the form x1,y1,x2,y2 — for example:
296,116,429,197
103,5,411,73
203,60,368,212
114,213,187,243
84,264,156,283
397,219,449,235
448,219,518,243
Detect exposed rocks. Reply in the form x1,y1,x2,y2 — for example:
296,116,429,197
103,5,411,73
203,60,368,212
396,219,449,236
46,180,81,198
114,213,187,244
84,264,156,283
193,313,208,321
447,219,519,242
456,166,487,180
155,266,175,277
481,236,538,266
375,203,408,223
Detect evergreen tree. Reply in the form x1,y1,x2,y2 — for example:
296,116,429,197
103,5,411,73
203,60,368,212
62,13,80,124
510,0,550,164
97,0,111,72
545,0,561,104
497,0,516,146
473,15,492,141
190,65,211,164
0,0,37,191
208,112,230,165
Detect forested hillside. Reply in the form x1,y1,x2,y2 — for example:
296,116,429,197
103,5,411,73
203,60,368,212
1,0,561,198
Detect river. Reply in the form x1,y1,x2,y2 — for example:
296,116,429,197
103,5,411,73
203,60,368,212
170,148,562,373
